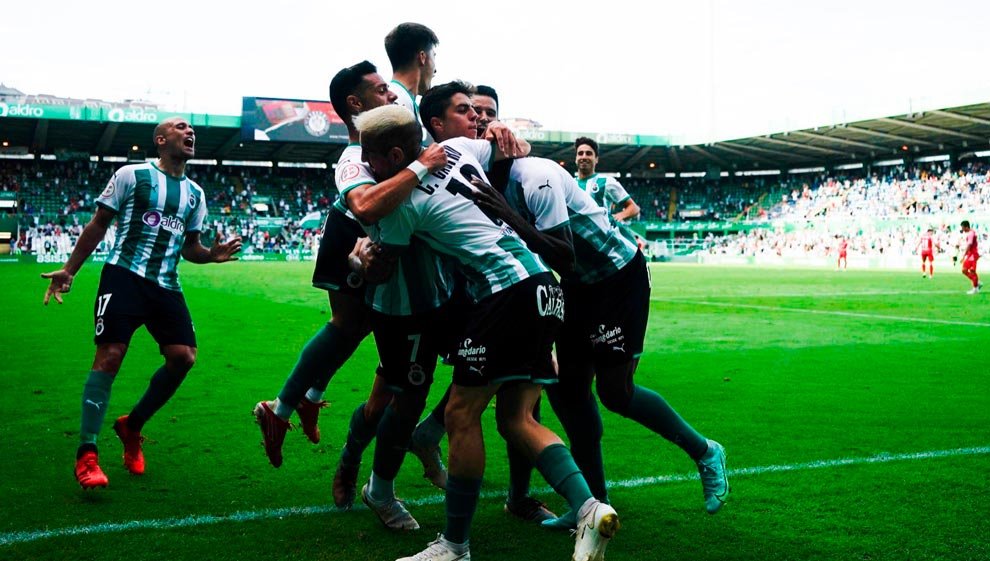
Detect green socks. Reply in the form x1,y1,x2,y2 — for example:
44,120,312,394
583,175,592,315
627,386,708,460
534,443,593,513
80,370,114,445
129,366,187,432
444,475,483,545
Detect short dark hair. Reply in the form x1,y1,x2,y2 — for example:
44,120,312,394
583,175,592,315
575,136,599,156
961,220,971,228
420,80,476,140
329,60,378,127
384,23,439,71
474,85,499,108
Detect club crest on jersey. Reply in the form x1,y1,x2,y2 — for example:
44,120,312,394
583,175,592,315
188,193,198,208
101,180,115,199
340,164,361,182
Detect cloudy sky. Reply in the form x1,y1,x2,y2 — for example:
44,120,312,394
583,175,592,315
3,0,988,143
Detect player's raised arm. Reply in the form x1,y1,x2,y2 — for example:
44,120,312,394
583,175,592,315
41,206,116,305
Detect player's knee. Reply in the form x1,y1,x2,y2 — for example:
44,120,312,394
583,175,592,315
444,400,480,435
165,347,197,374
93,345,126,374
393,391,428,422
596,378,633,414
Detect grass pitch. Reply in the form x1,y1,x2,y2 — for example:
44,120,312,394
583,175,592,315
1,261,987,561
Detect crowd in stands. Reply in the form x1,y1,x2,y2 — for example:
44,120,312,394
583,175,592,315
3,159,988,260
768,162,990,220
3,160,334,256
706,161,990,258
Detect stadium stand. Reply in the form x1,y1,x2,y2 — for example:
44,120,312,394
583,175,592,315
2,87,988,265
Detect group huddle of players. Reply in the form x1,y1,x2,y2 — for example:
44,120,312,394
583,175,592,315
48,21,733,561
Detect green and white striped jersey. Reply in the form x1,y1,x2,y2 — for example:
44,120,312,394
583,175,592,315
335,144,453,316
576,173,632,210
371,138,549,302
576,172,638,244
507,158,637,284
95,162,207,291
389,80,434,146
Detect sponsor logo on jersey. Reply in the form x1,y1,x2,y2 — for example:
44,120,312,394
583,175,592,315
536,284,565,321
142,211,185,235
537,180,552,190
143,210,162,227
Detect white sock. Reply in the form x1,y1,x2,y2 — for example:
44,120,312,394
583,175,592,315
305,388,324,402
272,398,293,420
440,535,469,554
368,472,394,502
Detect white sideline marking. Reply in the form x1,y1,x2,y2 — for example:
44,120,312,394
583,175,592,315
653,298,990,328
2,446,987,546
665,290,960,298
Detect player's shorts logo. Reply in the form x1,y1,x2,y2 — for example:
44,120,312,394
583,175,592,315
536,284,565,321
340,164,361,182
346,272,364,289
407,364,426,386
590,324,623,346
142,210,162,227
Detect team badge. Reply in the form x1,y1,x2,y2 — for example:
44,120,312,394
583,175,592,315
340,164,361,182
407,365,426,386
188,193,198,208
346,272,364,289
101,180,115,199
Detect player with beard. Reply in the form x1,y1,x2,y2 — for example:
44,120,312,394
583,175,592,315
43,117,242,489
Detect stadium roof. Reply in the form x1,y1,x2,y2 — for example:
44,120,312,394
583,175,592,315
548,102,990,174
2,97,990,174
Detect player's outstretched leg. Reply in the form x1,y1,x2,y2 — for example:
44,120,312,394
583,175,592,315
597,360,730,514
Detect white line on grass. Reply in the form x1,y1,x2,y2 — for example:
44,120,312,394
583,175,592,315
653,298,990,328
2,445,988,546
663,290,961,298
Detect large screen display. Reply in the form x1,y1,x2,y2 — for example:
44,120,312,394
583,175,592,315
241,97,348,143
